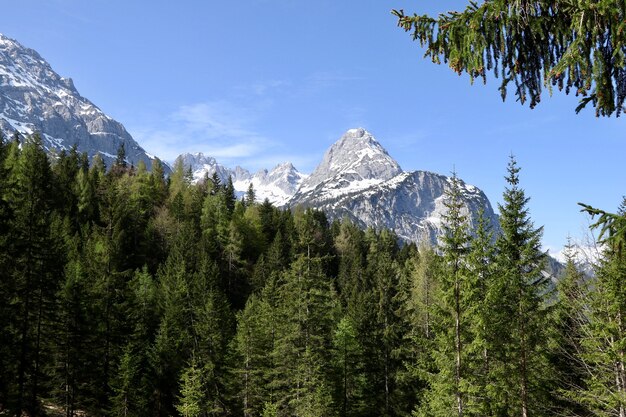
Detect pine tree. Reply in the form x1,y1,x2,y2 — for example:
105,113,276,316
363,229,403,416
50,245,96,417
191,257,236,415
418,172,473,417
489,156,551,417
393,245,438,416
0,132,14,409
464,208,496,416
176,362,204,417
223,176,237,214
394,1,626,116
550,239,590,416
110,346,143,417
569,198,626,416
7,134,63,415
331,316,366,417
235,294,277,416
245,183,256,207
270,256,339,415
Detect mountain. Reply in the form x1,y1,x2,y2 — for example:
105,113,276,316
175,152,307,206
0,33,160,169
289,130,499,244
175,152,238,183
293,170,499,244
297,127,402,198
177,128,499,246
240,162,308,207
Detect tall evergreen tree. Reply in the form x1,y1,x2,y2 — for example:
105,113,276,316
490,156,551,417
270,256,339,416
464,208,496,416
569,198,626,416
6,135,63,415
418,172,473,417
331,315,366,417
550,239,590,416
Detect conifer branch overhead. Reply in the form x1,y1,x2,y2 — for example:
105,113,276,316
393,1,626,116
579,201,626,253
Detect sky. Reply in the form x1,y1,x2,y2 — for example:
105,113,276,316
1,0,624,253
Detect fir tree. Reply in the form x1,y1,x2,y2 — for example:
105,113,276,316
418,172,473,417
176,362,204,417
245,183,256,207
8,135,62,415
331,316,366,417
490,156,551,417
550,239,590,416
464,208,496,416
569,198,626,416
394,1,626,116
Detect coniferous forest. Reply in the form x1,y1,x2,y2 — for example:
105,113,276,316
1,133,626,417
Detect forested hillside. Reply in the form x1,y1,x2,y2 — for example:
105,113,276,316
1,133,624,417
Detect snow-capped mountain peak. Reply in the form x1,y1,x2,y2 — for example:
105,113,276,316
175,152,240,183
298,128,402,194
0,33,159,170
247,162,308,206
175,128,499,246
175,153,307,207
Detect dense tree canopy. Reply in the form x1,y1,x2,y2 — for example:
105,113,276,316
394,1,626,116
1,134,625,416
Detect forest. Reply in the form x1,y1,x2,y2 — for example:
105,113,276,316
0,132,625,417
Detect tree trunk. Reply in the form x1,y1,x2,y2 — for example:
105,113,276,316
455,274,463,417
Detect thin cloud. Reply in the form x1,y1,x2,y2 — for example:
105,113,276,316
130,100,273,164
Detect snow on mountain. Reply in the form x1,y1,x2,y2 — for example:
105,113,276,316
175,152,241,183
0,33,161,170
175,152,307,206
177,128,499,246
298,127,402,196
288,128,499,245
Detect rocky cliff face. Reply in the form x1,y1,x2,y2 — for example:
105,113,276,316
288,129,499,245
178,128,499,246
0,33,159,169
297,127,402,198
293,169,499,244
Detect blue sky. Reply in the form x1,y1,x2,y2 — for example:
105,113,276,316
1,0,624,252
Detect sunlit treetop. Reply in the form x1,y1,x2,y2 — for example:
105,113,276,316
393,1,626,117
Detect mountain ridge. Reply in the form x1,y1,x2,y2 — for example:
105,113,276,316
177,128,500,246
0,33,161,170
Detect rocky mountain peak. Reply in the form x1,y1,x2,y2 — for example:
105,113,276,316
297,128,402,194
175,152,236,183
0,33,160,170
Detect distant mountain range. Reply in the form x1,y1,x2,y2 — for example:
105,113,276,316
1,33,499,247
178,128,500,245
0,33,161,170
175,152,307,207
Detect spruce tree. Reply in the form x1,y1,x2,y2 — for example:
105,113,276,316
394,1,626,116
8,135,62,415
331,315,366,417
176,361,204,417
245,183,256,207
570,198,626,416
550,239,590,416
270,255,339,415
418,172,473,417
464,208,496,416
490,156,551,417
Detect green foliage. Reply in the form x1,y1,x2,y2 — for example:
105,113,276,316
489,156,552,416
176,362,204,417
394,1,626,116
1,138,624,417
